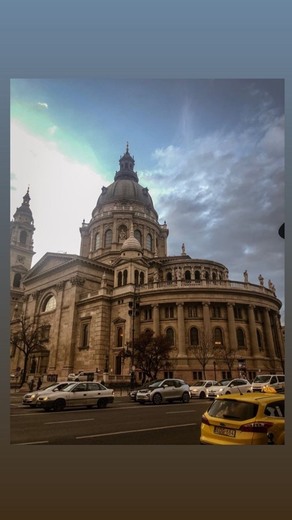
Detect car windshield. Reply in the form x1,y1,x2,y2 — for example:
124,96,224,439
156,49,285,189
191,381,205,387
208,399,258,421
253,375,271,383
58,383,76,392
148,380,164,389
214,380,230,386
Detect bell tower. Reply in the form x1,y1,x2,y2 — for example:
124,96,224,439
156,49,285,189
10,188,35,316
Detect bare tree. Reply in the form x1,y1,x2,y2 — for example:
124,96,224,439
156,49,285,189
10,315,46,387
188,332,214,379
125,329,173,382
213,343,237,376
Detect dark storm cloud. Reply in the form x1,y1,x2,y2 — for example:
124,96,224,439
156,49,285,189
145,99,284,318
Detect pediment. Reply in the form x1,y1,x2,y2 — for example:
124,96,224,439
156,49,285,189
23,253,80,281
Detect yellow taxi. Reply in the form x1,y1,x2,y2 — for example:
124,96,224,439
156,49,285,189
200,392,284,445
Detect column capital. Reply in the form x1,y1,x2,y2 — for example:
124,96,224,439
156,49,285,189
227,302,234,307
202,301,210,307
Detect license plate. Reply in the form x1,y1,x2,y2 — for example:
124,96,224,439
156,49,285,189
214,426,236,438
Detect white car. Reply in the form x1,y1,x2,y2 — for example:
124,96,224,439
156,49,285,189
22,381,71,407
36,381,114,411
250,374,285,393
189,380,218,399
207,378,252,399
136,378,191,405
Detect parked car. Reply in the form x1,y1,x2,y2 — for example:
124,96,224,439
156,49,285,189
128,382,153,401
22,382,71,407
189,380,218,399
250,374,285,393
67,371,97,382
207,378,251,399
36,381,114,411
136,378,191,405
200,392,285,445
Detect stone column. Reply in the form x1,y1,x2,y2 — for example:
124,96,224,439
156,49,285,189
49,281,66,371
263,307,276,360
273,311,285,362
176,303,186,356
227,302,237,349
202,302,211,340
152,304,160,336
248,304,258,356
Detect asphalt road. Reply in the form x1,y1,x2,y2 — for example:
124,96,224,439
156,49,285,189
10,395,210,445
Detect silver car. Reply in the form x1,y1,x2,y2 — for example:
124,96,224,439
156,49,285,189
136,378,191,405
36,381,114,411
22,381,71,407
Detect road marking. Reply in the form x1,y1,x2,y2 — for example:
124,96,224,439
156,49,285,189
76,422,197,439
166,410,197,414
13,440,49,445
45,418,95,425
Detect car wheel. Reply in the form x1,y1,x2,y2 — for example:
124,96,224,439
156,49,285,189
199,392,206,399
225,391,231,394
97,399,107,408
53,399,65,412
152,392,162,405
182,392,190,403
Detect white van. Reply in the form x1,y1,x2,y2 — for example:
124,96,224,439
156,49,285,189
251,374,285,393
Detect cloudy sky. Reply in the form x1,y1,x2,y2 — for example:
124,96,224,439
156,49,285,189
10,79,285,321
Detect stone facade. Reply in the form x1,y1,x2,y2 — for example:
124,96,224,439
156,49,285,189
10,147,285,383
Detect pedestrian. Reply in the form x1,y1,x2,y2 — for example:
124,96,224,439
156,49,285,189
36,376,42,390
29,379,35,392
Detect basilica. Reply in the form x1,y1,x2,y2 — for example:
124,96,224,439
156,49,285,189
10,146,285,384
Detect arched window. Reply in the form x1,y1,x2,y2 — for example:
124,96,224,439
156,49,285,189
117,327,123,348
20,230,27,245
185,270,191,282
123,270,128,285
214,327,223,346
13,272,21,288
212,272,217,282
190,327,199,346
146,233,152,251
195,270,200,281
104,229,112,247
134,229,142,244
166,272,172,283
42,295,56,313
236,328,246,348
134,270,139,286
140,272,145,285
166,327,175,346
118,272,123,287
95,232,100,250
257,329,264,351
205,271,210,281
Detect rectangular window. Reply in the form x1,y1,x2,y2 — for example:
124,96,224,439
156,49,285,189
144,307,152,320
188,305,197,318
234,306,243,319
80,321,90,349
212,305,221,318
165,306,174,319
192,371,203,380
164,371,173,378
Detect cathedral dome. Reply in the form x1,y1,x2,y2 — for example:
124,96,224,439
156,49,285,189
94,145,157,217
